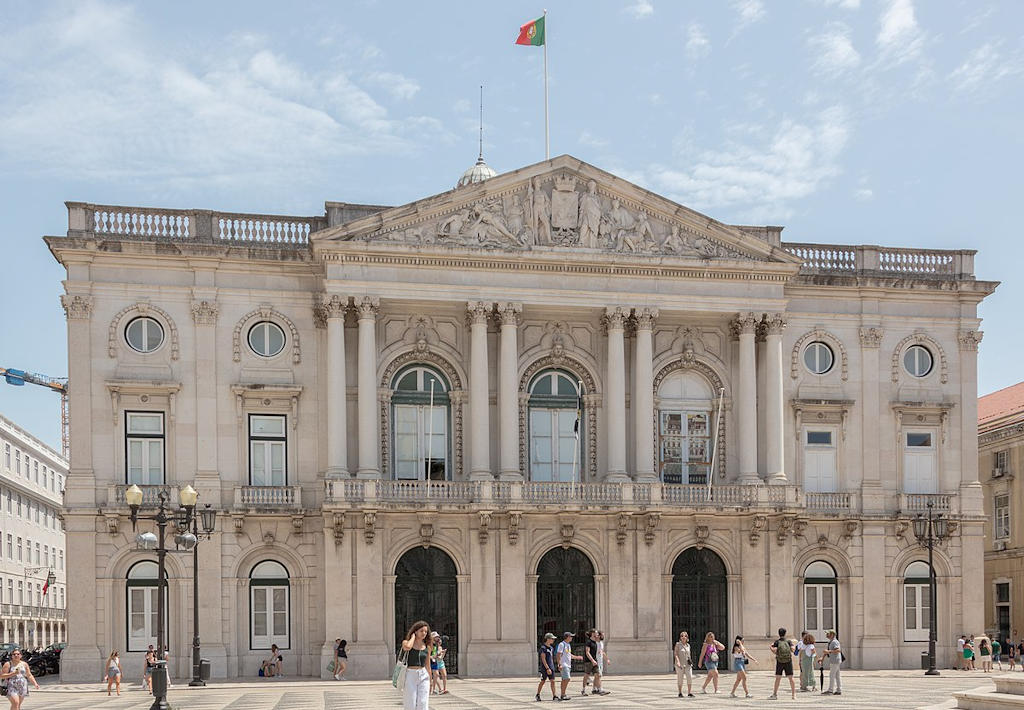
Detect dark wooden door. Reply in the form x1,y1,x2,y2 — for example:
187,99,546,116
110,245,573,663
536,547,595,672
671,547,728,671
394,547,459,675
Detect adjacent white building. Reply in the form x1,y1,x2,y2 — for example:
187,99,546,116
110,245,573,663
0,413,67,648
47,155,996,681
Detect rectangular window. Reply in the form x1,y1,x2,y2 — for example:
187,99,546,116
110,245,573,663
250,584,290,649
16,581,22,605
59,550,64,570
60,587,64,608
16,496,21,517
34,503,39,524
5,491,9,513
3,444,9,469
16,537,22,562
127,585,161,651
14,450,20,475
34,542,40,564
904,583,931,641
904,430,938,494
803,428,838,493
249,415,287,486
44,546,49,568
997,582,1011,604
658,410,711,485
49,471,55,491
996,494,1011,540
5,534,10,557
393,404,448,481
6,581,11,605
996,450,1009,472
126,412,165,485
33,460,38,484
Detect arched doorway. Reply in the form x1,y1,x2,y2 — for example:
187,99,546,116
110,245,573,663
394,547,459,674
536,547,595,672
671,548,728,669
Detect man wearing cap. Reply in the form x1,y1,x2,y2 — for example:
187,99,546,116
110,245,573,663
820,629,842,696
537,633,558,702
556,631,583,701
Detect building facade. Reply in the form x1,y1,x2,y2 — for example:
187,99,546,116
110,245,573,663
47,156,996,681
0,413,68,648
980,382,1024,642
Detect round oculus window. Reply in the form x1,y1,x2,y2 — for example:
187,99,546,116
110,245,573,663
803,341,834,375
248,321,286,358
125,317,164,353
903,344,933,378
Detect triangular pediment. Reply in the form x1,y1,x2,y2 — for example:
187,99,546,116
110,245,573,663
312,155,801,265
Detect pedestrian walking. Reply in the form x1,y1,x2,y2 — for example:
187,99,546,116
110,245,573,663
699,632,725,694
400,621,433,710
964,636,975,671
0,649,40,710
979,638,992,672
597,631,610,678
582,629,608,696
1008,639,1016,671
143,646,155,691
993,638,1003,671
729,635,755,698
768,627,796,700
536,633,558,702
333,638,348,680
820,629,843,696
556,631,583,701
674,631,695,698
956,635,966,670
104,650,122,696
799,632,817,692
429,633,448,694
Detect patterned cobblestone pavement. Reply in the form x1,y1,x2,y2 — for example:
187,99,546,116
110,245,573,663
30,670,994,709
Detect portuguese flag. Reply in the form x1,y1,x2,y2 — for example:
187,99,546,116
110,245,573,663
515,15,545,46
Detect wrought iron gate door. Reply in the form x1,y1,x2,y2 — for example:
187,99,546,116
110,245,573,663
394,547,459,675
536,547,595,672
671,547,728,671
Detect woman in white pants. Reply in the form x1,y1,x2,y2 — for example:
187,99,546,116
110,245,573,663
401,621,434,710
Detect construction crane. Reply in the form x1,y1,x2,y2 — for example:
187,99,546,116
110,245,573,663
1,367,69,459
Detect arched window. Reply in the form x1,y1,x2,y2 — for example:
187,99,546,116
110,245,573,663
250,561,290,650
391,365,451,480
528,370,583,482
657,371,715,485
803,561,837,640
126,561,166,652
904,560,931,642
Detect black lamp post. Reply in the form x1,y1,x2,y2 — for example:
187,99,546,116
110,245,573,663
913,501,950,676
126,484,200,710
187,504,217,686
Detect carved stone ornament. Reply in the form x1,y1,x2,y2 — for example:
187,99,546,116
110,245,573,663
843,520,858,540
749,515,767,546
891,332,948,384
109,301,180,360
958,329,983,352
762,313,787,336
496,302,522,327
603,306,629,332
232,514,245,534
894,521,908,539
859,326,883,348
291,514,304,534
262,530,275,544
233,304,301,364
643,512,660,546
694,525,710,550
363,510,377,544
633,307,658,331
355,296,380,320
317,294,348,330
332,513,345,546
60,293,93,320
817,534,829,549
419,523,435,548
616,513,630,546
793,519,808,539
191,300,219,326
467,300,491,326
478,511,492,545
508,511,522,546
729,312,759,338
559,514,576,548
791,327,849,381
104,513,120,535
776,516,795,546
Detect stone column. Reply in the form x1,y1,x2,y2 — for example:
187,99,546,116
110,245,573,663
468,301,493,480
355,297,380,479
322,294,350,477
959,329,985,514
605,307,629,482
496,302,523,480
633,307,658,481
763,313,787,483
732,312,760,485
191,298,219,483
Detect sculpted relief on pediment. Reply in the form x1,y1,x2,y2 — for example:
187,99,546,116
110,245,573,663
359,173,754,260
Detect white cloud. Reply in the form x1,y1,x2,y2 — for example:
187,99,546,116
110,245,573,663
733,0,766,30
949,42,1023,93
0,2,446,191
686,23,711,61
648,106,850,221
817,0,861,9
365,71,421,100
578,130,609,148
624,0,654,20
854,187,873,201
876,0,926,65
808,22,861,75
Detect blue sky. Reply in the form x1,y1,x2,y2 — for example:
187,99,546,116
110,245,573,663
1,0,1022,450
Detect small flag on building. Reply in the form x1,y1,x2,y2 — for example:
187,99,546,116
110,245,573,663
42,578,49,596
515,15,545,46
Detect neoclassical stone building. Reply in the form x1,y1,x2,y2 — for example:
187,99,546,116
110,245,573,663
48,155,996,681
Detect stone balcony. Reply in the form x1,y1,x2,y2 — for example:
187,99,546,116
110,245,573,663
0,604,66,619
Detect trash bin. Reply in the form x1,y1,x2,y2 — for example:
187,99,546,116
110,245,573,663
151,662,169,695
921,651,930,670
199,658,211,681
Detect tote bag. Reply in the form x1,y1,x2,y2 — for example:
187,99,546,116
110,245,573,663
392,649,409,690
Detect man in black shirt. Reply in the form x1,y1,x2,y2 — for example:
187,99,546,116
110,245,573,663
583,629,609,696
536,633,557,702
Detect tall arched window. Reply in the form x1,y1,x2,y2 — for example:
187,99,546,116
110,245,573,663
528,370,583,482
126,561,166,652
391,365,451,480
803,561,837,640
904,560,931,642
250,561,290,650
657,371,715,485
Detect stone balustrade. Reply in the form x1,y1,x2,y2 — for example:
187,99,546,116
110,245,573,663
782,242,975,278
899,492,954,514
0,604,64,619
109,483,172,507
804,491,856,513
233,485,303,508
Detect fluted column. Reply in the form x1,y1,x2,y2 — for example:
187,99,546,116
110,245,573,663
355,297,380,479
605,306,629,482
763,313,787,483
732,312,760,484
633,307,658,481
496,302,523,480
468,301,493,480
322,295,349,477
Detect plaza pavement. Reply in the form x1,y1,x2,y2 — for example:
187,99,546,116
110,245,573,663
30,670,994,709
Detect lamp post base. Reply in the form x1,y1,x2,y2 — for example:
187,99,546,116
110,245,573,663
188,679,206,687
925,669,940,676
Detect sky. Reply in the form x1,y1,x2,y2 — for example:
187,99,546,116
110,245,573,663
1,0,1022,451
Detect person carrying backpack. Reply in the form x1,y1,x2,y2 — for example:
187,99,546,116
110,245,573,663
768,628,796,700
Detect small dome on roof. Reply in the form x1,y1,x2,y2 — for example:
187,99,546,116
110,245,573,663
457,155,497,188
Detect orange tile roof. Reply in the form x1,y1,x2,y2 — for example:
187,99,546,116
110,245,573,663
979,381,1024,425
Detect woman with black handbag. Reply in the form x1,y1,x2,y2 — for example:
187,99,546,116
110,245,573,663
729,635,755,698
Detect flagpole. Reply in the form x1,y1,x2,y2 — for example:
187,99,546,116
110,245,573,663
707,387,725,501
570,379,582,496
543,8,549,160
426,379,435,487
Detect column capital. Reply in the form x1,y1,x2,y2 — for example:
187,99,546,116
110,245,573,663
633,306,659,331
958,329,983,352
319,293,349,320
60,294,93,320
603,306,629,332
729,311,758,338
467,300,491,326
859,326,884,348
190,300,219,326
355,296,380,320
762,312,786,336
495,301,523,326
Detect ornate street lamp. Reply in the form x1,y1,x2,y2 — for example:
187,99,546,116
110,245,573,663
187,503,217,686
913,501,950,676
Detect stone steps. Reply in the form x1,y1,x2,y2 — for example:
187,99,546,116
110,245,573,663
947,675,1024,710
